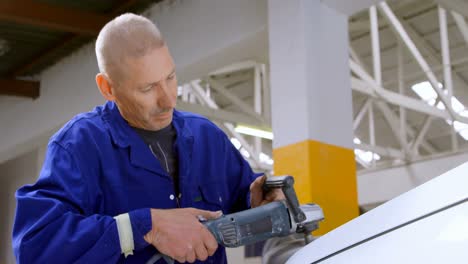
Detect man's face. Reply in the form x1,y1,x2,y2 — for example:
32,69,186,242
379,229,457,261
113,45,178,131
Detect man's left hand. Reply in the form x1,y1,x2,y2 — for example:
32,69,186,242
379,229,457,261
250,175,285,208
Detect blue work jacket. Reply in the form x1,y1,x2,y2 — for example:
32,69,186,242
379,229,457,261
13,101,260,263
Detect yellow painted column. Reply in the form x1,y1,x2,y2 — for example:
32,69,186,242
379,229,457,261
273,140,357,234
268,0,358,235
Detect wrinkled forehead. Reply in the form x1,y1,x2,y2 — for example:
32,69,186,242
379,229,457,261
119,45,175,88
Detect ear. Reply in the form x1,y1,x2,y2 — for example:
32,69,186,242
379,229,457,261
96,73,116,101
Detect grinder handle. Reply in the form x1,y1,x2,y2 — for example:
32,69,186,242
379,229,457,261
263,175,306,223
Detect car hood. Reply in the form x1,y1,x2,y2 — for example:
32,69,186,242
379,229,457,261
287,162,468,263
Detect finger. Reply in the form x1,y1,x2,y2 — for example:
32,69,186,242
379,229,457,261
194,243,208,261
264,191,275,200
173,254,186,264
250,174,266,191
186,245,196,263
259,174,267,184
249,175,266,207
143,230,156,244
192,208,223,220
249,188,262,208
202,228,218,256
265,189,284,201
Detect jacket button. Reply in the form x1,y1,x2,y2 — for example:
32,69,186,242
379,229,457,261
169,194,175,200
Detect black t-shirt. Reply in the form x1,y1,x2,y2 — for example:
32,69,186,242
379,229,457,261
133,124,179,194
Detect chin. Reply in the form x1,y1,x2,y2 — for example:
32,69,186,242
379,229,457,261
150,118,172,130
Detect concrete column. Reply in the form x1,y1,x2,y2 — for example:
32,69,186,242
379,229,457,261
268,0,358,234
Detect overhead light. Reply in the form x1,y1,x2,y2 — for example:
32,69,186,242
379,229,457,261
0,39,9,56
353,137,362,144
412,81,468,141
411,81,439,102
230,138,242,149
240,148,251,158
354,149,381,163
354,137,380,164
259,152,274,165
177,86,183,96
234,125,273,140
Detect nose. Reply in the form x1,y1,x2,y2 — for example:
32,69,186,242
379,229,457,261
157,80,176,109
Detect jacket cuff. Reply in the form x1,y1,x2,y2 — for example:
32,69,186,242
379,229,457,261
128,208,153,251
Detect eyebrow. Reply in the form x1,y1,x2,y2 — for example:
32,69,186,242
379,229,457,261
138,68,176,90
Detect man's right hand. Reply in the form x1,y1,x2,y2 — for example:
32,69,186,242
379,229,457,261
144,208,222,263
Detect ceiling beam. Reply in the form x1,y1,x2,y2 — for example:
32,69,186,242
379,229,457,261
351,76,460,122
349,54,439,155
0,79,40,99
0,0,112,35
349,45,437,155
177,101,267,128
382,52,468,88
190,80,263,167
322,0,384,15
356,142,404,160
11,34,79,77
434,0,468,19
349,20,369,32
384,5,468,94
378,2,455,119
451,11,468,47
204,77,265,123
9,0,142,77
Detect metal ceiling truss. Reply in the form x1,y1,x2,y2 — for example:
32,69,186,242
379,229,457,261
352,1,468,170
174,62,272,172
145,1,468,171
4,0,468,172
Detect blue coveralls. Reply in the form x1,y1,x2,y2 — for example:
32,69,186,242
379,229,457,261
12,101,259,263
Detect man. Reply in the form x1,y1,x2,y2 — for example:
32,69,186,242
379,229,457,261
12,13,281,263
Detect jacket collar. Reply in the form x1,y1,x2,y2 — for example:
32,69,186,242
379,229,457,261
101,101,132,148
101,101,194,175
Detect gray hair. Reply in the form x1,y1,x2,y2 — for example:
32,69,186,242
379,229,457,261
95,13,165,85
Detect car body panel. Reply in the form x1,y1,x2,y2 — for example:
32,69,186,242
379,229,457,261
287,162,468,263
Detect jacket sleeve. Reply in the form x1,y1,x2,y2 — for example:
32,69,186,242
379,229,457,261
12,141,152,263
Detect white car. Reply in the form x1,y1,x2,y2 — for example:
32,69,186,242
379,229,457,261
287,162,468,264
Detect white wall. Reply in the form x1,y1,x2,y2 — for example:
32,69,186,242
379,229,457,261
0,145,45,264
0,173,9,262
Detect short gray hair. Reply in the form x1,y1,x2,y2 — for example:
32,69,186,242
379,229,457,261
95,13,165,85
